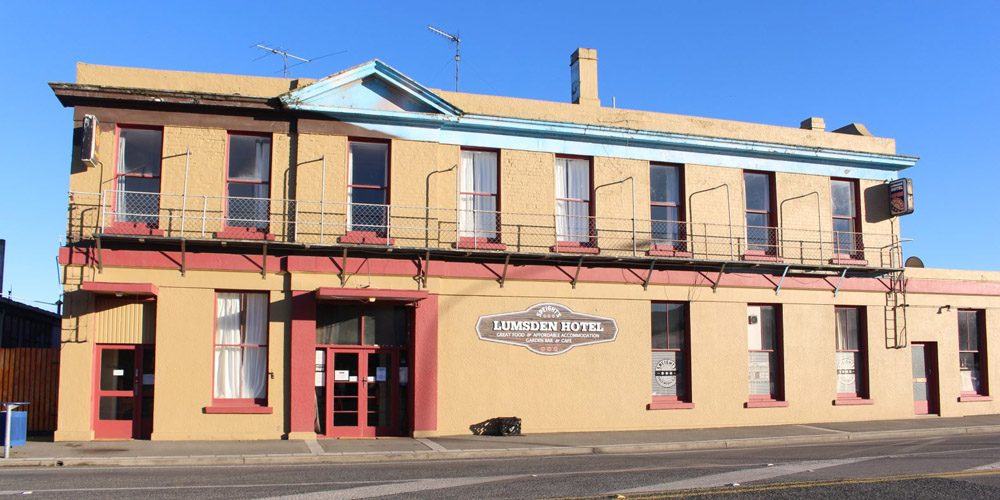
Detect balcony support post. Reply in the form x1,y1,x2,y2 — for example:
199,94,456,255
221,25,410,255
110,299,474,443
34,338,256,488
418,250,430,289
95,234,103,274
774,265,790,296
571,256,584,289
261,240,268,280
181,147,191,238
338,247,348,287
180,238,186,277
833,267,848,297
499,253,510,288
643,259,656,291
712,262,727,293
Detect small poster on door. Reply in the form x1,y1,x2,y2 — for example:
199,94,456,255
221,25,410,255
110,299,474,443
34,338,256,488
376,367,387,382
334,370,349,381
112,369,124,376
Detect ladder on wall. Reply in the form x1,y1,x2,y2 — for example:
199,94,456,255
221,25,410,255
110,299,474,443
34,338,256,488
885,269,908,349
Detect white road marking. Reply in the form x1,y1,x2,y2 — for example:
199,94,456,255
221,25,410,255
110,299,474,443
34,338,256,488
967,461,1000,471
0,480,404,496
614,457,873,493
415,438,447,452
271,475,519,499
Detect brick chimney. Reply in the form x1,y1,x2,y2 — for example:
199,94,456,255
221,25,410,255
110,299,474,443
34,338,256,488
570,48,600,106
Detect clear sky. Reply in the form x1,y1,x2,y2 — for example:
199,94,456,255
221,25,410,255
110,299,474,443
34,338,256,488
1,1,997,311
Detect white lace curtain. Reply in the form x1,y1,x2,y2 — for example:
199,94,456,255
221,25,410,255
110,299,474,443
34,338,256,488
555,158,590,242
459,151,498,239
214,293,268,399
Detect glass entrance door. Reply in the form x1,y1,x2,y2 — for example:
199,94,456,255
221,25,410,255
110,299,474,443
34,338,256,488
316,348,404,437
94,345,155,439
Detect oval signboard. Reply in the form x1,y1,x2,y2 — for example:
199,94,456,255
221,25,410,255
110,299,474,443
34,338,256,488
475,303,619,355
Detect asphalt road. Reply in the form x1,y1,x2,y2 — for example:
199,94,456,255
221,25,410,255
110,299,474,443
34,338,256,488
2,433,1000,499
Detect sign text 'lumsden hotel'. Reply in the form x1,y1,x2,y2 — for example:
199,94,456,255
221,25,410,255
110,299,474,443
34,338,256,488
475,303,618,355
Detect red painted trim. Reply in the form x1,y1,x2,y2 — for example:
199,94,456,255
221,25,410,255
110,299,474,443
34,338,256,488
833,398,874,406
316,287,428,302
60,248,1000,297
338,231,394,245
831,258,869,266
958,395,993,402
413,294,438,433
551,242,600,254
456,238,506,251
742,252,783,263
648,401,695,410
648,246,693,258
81,281,159,296
203,406,273,414
105,222,165,237
289,291,317,435
215,226,276,241
744,400,789,408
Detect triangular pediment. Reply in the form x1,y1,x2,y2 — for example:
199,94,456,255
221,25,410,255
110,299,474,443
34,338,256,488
281,60,461,117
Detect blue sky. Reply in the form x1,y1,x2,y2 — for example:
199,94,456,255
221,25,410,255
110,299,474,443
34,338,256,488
1,1,997,311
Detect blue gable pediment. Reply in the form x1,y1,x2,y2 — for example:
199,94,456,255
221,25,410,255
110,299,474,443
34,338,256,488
281,60,462,119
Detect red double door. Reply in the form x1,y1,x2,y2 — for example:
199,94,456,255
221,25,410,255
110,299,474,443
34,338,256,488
315,347,408,437
93,345,155,439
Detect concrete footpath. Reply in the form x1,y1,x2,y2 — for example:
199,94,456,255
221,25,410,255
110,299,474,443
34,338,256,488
4,414,1000,468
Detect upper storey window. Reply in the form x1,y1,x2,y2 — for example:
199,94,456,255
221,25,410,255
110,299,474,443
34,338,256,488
226,133,272,232
650,164,685,251
831,179,861,258
555,157,594,245
115,127,162,228
744,172,776,256
348,141,390,237
459,150,499,242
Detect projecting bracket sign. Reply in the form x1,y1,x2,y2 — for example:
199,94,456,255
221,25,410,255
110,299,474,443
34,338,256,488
475,303,619,355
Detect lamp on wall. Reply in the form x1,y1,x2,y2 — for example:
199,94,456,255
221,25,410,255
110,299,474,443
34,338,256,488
937,305,952,314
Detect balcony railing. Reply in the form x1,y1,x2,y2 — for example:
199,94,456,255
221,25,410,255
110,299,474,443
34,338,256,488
66,190,903,269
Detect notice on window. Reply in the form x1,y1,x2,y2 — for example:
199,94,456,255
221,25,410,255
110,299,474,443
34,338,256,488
112,369,124,377
142,374,155,385
399,367,409,387
376,367,387,382
334,370,349,381
348,376,358,382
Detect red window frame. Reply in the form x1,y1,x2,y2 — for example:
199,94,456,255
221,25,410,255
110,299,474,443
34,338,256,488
835,306,871,403
211,291,270,407
649,163,688,254
109,124,164,233
458,148,503,247
555,155,595,247
747,304,786,406
649,302,693,409
831,178,864,260
223,131,273,235
743,171,778,258
959,309,989,399
345,138,391,240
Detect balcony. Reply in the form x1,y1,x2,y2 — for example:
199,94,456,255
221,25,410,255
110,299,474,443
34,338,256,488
67,190,903,272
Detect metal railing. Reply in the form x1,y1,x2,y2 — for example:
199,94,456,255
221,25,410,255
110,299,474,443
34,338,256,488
66,190,903,268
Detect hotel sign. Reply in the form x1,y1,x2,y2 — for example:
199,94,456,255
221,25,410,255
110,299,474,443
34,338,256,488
475,303,618,355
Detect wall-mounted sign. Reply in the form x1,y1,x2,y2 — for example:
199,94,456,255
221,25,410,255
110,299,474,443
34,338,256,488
889,178,914,216
81,114,99,168
475,303,618,355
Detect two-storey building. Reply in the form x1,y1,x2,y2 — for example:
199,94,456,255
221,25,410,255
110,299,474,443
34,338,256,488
51,49,999,441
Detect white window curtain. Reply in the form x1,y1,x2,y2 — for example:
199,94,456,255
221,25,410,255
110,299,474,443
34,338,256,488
214,293,268,400
459,151,498,239
555,158,590,242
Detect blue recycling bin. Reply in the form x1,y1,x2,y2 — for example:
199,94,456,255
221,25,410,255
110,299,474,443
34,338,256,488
1,410,27,447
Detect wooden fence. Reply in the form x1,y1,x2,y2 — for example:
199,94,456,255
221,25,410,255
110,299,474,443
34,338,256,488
0,348,60,432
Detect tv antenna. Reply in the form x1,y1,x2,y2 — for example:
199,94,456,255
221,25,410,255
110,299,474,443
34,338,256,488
427,26,460,91
253,43,346,78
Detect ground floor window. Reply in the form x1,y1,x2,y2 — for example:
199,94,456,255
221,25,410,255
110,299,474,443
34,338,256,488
213,292,269,404
836,306,868,400
747,305,783,403
959,309,988,397
651,302,691,405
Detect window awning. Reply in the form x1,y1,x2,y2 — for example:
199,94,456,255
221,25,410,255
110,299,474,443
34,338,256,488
315,287,427,303
81,282,159,297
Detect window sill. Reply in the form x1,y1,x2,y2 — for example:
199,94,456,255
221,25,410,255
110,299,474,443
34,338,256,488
455,238,506,251
742,253,783,263
744,400,789,408
105,222,164,237
203,405,273,414
551,242,600,254
958,395,993,402
648,245,692,258
215,227,275,241
833,398,874,406
338,231,394,245
648,401,695,410
830,257,868,266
